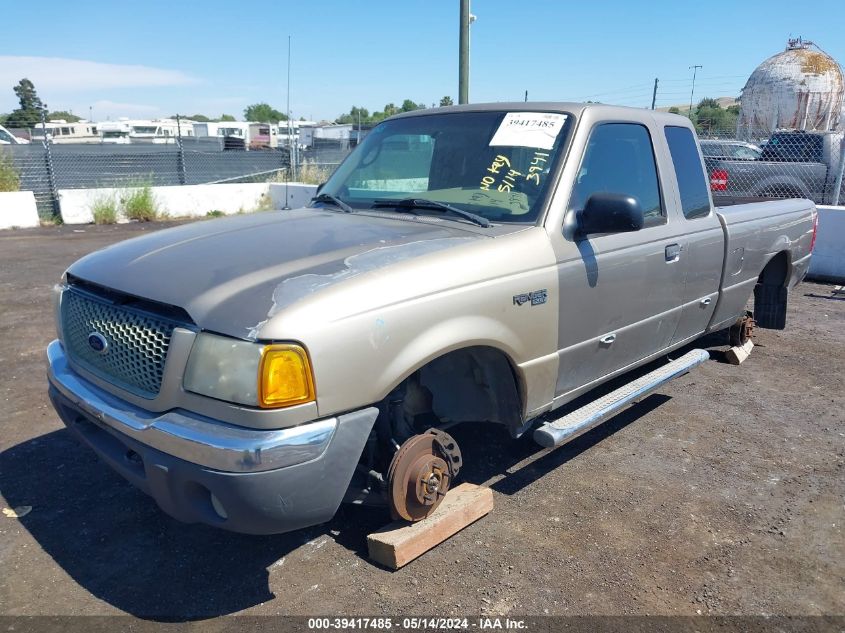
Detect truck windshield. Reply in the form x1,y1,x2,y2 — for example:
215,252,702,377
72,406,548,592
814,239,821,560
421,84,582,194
318,110,573,224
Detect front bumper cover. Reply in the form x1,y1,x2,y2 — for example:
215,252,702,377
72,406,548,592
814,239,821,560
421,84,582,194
47,340,378,534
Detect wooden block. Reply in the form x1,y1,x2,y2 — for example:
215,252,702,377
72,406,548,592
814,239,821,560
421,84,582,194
367,483,494,570
726,339,754,365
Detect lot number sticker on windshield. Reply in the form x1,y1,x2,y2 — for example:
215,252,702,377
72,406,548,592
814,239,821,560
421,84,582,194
489,112,567,150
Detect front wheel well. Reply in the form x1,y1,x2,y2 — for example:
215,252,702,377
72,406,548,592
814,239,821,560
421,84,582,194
375,346,524,449
354,346,524,492
415,346,524,431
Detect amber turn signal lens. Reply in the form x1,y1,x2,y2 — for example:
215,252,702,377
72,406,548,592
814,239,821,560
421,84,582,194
258,344,315,408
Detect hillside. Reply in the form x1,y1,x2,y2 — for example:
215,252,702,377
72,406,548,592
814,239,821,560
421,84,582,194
656,96,738,113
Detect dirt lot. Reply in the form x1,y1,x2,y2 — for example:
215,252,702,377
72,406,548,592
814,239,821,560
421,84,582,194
0,223,843,621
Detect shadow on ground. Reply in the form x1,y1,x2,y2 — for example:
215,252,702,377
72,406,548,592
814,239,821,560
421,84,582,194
1,429,384,620
2,341,729,620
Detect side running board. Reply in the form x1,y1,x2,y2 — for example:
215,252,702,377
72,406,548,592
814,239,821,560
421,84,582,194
533,349,710,448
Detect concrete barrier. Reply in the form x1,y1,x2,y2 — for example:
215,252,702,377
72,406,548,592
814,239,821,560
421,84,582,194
808,205,845,283
0,191,40,229
58,182,320,224
268,183,318,209
59,183,273,224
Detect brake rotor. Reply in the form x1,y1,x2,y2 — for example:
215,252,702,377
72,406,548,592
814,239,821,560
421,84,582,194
387,429,462,522
729,313,755,347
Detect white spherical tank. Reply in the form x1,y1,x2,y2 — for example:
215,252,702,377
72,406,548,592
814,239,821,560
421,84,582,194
737,38,844,139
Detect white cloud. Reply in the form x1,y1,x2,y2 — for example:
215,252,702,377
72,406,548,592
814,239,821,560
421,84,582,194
0,56,200,91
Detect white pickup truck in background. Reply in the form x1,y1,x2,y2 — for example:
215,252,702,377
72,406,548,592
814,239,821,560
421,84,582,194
0,124,30,145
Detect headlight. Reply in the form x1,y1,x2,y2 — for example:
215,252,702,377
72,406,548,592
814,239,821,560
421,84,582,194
183,333,315,409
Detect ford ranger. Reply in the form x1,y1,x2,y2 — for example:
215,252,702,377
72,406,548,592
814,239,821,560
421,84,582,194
47,103,817,534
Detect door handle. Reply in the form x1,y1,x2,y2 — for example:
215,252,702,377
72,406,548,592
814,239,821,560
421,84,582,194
665,244,682,262
700,297,712,306
600,334,616,345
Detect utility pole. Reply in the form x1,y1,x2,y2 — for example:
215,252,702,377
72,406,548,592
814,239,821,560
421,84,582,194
688,65,702,116
286,35,292,149
651,78,658,110
458,0,470,104
283,34,292,210
524,90,528,102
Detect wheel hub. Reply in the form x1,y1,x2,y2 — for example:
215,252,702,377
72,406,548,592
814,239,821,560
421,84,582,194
387,429,462,522
730,313,755,347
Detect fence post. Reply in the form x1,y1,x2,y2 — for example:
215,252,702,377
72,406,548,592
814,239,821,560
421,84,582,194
40,107,61,220
832,135,845,206
175,115,187,185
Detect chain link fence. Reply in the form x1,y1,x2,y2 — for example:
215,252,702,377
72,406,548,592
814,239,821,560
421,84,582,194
695,126,845,207
1,126,354,221
6,117,842,223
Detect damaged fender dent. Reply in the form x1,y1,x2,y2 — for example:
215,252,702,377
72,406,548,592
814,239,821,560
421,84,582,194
247,238,478,338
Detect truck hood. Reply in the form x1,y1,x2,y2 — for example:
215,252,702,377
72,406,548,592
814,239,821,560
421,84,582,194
67,209,488,339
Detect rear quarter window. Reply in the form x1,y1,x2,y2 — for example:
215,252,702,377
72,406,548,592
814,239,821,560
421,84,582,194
664,126,711,219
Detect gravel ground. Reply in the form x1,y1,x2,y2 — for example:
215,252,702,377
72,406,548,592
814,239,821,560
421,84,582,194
0,222,842,621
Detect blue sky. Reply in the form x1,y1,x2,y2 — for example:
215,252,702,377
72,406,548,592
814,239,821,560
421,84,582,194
2,0,843,122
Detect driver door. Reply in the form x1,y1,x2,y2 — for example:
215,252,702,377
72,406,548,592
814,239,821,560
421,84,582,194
554,122,688,399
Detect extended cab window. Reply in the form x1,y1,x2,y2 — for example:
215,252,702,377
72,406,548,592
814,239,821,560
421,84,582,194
568,123,663,223
664,126,711,219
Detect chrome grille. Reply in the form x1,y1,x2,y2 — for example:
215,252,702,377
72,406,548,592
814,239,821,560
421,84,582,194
61,289,177,398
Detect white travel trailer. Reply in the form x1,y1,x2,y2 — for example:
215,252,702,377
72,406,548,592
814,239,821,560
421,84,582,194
278,119,314,149
192,121,281,150
99,121,131,144
247,122,278,149
128,119,195,144
31,120,100,144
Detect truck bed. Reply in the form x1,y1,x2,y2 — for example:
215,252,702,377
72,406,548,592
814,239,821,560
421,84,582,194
708,198,816,332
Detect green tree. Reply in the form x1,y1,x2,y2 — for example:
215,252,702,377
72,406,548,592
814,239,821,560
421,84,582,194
189,113,212,122
244,103,287,122
692,97,738,134
668,106,680,114
219,114,236,122
47,110,81,122
400,99,425,112
5,78,46,127
336,105,371,124
439,96,454,107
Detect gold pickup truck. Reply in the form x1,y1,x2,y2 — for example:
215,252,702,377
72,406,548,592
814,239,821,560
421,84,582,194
47,103,816,534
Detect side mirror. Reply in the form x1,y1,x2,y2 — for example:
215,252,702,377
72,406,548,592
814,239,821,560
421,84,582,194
315,182,325,195
577,193,644,237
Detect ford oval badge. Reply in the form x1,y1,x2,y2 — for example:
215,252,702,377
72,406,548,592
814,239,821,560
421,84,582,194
87,332,108,354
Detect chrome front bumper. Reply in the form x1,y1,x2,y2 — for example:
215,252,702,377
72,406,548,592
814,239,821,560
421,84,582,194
47,339,380,534
47,339,335,473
